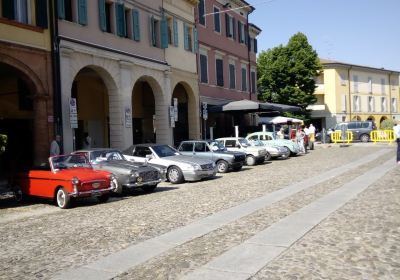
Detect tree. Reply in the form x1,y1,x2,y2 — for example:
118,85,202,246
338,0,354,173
257,32,321,118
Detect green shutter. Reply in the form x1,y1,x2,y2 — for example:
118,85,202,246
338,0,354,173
132,9,140,41
35,0,48,28
193,28,198,53
150,16,156,46
115,3,125,37
57,0,65,19
98,0,106,31
183,23,189,50
78,0,87,25
160,17,168,49
173,18,178,47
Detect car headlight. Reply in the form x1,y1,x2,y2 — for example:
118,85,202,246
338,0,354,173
258,150,263,156
71,177,80,185
130,170,139,178
188,164,201,171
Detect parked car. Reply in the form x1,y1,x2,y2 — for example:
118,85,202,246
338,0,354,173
12,154,117,208
327,121,375,143
123,144,217,184
215,137,268,166
72,149,164,194
177,140,246,173
247,139,289,159
246,131,300,156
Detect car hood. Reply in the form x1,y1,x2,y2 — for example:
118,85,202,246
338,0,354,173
54,168,111,181
95,160,154,171
162,155,213,165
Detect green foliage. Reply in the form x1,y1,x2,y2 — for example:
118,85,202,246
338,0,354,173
257,32,322,118
0,134,7,155
380,119,395,130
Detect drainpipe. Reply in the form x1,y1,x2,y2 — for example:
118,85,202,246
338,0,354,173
246,11,251,101
50,0,63,150
348,66,352,121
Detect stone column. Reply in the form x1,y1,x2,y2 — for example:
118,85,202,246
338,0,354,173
155,70,173,145
33,93,50,164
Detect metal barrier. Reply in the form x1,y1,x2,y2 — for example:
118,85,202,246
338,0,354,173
331,131,353,144
370,130,395,144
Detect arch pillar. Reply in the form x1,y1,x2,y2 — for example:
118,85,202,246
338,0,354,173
156,71,173,145
32,93,50,163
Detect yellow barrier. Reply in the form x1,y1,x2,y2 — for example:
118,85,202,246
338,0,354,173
331,131,353,144
370,130,395,144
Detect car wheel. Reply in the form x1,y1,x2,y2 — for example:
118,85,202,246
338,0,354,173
56,187,70,209
245,155,256,166
167,166,184,184
360,134,370,143
13,185,23,202
141,184,158,193
216,160,229,173
264,152,272,162
282,146,291,155
97,194,110,203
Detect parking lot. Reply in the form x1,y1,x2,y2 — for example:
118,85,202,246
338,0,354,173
1,144,399,280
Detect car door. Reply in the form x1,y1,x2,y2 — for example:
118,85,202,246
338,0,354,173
193,142,212,161
347,122,358,139
178,142,194,156
127,146,152,163
225,139,241,152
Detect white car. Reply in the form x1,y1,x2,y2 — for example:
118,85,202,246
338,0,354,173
215,137,268,166
123,144,217,184
247,139,290,160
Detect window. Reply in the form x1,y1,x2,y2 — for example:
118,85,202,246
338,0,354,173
194,142,206,152
124,8,131,38
353,75,358,93
341,95,347,112
392,98,397,113
150,16,159,47
224,140,236,148
248,135,258,141
167,17,173,45
198,0,205,26
173,18,178,47
133,147,152,157
199,53,208,83
347,123,357,129
213,7,220,32
339,73,347,86
58,0,87,25
216,58,224,87
381,78,386,94
368,96,374,112
353,95,360,112
132,9,140,41
229,63,235,89
184,23,193,51
251,71,256,93
238,21,245,43
179,143,193,152
381,97,387,112
241,67,247,91
115,3,126,37
368,77,372,93
253,38,258,53
225,14,235,39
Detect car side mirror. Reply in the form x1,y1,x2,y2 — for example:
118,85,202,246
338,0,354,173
235,144,241,148
145,154,153,160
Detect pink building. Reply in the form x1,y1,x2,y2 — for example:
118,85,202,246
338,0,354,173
196,0,261,137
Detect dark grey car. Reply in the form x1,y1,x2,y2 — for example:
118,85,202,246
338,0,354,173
73,149,163,194
328,121,375,142
177,140,246,173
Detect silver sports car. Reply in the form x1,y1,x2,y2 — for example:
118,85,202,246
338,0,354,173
73,149,163,194
123,144,217,184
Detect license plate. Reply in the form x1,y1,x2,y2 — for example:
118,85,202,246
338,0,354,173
92,191,102,197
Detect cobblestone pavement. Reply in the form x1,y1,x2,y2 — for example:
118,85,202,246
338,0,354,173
0,144,398,280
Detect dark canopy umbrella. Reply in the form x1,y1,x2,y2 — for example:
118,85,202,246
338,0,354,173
208,100,300,113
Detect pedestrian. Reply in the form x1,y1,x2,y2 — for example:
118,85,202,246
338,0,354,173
50,135,61,156
308,123,316,150
83,132,92,149
303,125,309,153
296,127,306,154
393,120,400,165
277,127,285,139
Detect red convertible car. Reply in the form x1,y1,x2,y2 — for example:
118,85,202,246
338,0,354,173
12,154,117,208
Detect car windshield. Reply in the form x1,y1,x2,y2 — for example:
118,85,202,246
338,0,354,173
91,150,126,162
152,145,180,157
50,154,91,171
238,138,250,147
209,141,226,151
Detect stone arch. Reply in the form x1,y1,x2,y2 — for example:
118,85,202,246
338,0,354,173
379,116,387,125
367,115,375,122
132,75,164,106
352,115,361,121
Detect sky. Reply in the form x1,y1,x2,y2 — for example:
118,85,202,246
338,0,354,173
247,0,400,71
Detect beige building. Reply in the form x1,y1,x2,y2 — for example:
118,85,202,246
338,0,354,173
309,59,400,130
57,0,199,153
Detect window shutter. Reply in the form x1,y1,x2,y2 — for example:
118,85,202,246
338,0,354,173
216,59,224,87
213,8,220,32
57,0,65,19
251,71,256,93
98,0,106,31
150,16,156,46
232,18,236,40
242,68,247,91
225,14,229,37
78,0,88,25
193,28,198,53
238,21,242,42
132,9,140,41
200,54,208,83
115,3,126,37
254,38,258,53
35,0,48,28
173,18,178,47
184,23,189,50
160,17,168,49
198,0,205,25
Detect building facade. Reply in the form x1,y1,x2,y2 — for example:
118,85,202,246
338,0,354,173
0,0,53,176
309,59,400,130
195,0,261,138
56,0,199,153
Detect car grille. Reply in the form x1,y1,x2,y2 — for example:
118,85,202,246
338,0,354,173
200,163,214,170
80,180,107,191
234,155,245,162
139,170,160,181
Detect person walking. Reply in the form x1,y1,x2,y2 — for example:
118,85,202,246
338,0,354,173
296,127,306,154
50,135,61,156
308,124,316,150
83,132,92,149
393,120,400,165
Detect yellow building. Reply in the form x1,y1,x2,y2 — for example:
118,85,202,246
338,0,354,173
0,0,54,174
309,59,400,130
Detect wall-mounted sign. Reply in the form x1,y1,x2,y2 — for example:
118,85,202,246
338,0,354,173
202,102,208,120
125,107,132,128
169,106,175,128
173,98,178,122
69,98,78,128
